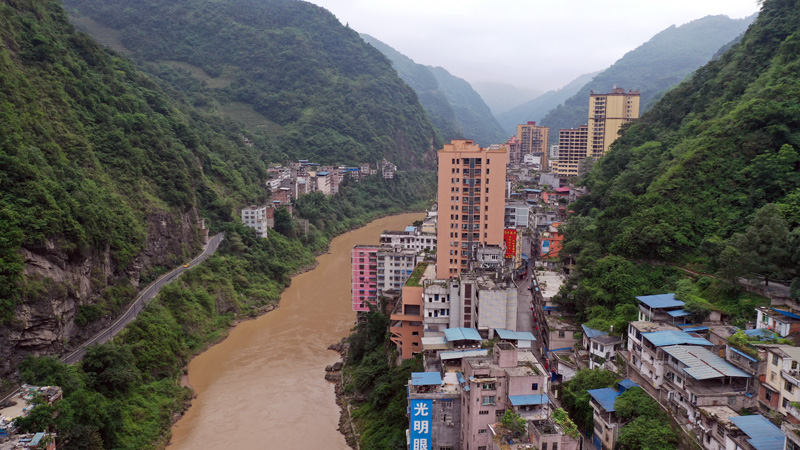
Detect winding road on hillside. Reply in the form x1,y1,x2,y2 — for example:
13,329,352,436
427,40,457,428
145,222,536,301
62,233,225,364
1,233,224,405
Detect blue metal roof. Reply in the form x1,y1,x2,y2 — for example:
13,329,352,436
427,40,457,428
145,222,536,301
495,329,536,341
729,415,785,450
662,345,750,380
636,293,685,309
509,394,550,406
316,171,330,175
411,372,442,386
667,309,691,317
444,327,483,341
30,433,44,446
543,306,560,311
682,326,709,332
581,324,608,340
744,328,777,340
730,347,758,363
440,349,488,360
771,308,800,320
587,387,621,412
405,226,417,232
641,330,712,347
456,372,466,384
618,379,640,392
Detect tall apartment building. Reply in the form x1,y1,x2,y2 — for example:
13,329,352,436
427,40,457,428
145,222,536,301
550,125,588,177
436,140,508,279
351,245,418,312
516,122,549,169
588,86,640,157
241,205,269,238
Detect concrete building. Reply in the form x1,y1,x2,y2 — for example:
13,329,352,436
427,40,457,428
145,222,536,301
527,418,581,450
505,136,523,166
240,205,269,238
551,125,588,177
422,278,460,335
461,343,549,450
626,322,712,387
314,171,333,195
504,203,530,229
636,293,686,322
407,372,462,450
725,415,786,450
588,335,623,371
475,277,518,337
391,262,433,359
379,227,436,252
760,345,800,416
377,247,418,293
587,379,640,450
436,139,508,279
351,245,380,312
755,307,800,337
588,86,640,157
516,122,550,169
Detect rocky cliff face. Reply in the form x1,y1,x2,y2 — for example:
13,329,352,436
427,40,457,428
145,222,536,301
0,208,201,378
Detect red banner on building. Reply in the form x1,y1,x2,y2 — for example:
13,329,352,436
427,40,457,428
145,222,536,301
504,229,517,259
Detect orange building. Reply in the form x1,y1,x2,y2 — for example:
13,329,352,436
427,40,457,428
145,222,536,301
390,262,432,359
436,140,508,279
516,122,550,168
539,223,564,260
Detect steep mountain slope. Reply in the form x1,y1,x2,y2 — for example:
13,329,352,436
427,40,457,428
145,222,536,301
0,0,269,373
64,0,441,168
560,0,800,317
540,14,755,144
496,71,599,134
361,34,508,146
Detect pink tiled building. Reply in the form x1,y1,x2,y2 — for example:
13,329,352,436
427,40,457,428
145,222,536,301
352,245,380,312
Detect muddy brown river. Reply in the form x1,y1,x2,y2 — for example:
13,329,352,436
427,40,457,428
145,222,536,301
168,213,424,449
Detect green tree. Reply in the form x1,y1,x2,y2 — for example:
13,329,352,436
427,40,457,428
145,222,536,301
614,387,678,450
81,344,140,397
273,206,295,237
561,369,618,431
500,409,527,438
718,204,791,285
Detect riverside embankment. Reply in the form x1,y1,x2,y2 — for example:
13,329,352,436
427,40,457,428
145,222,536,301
168,213,424,449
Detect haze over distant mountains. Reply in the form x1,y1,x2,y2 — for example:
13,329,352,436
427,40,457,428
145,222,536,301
471,81,542,116
538,14,756,144
496,71,600,135
361,34,509,147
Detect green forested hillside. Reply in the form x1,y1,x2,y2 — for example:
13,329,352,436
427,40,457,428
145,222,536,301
0,0,266,322
64,0,442,167
361,34,507,146
540,14,755,144
558,0,800,320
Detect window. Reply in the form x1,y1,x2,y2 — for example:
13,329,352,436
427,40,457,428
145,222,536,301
478,429,487,434
542,444,547,450
765,390,773,401
553,443,558,450
482,382,495,390
558,331,565,338
786,380,794,393
481,395,496,405
774,354,780,366
479,410,489,415
532,383,539,391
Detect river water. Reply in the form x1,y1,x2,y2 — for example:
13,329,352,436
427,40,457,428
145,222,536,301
168,213,424,449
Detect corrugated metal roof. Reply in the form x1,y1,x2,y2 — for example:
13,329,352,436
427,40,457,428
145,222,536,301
729,415,785,450
587,388,620,412
642,330,712,347
404,226,417,232
411,372,443,386
618,379,640,392
581,324,608,339
509,394,550,406
636,293,685,309
440,349,488,360
682,326,710,332
771,308,800,320
667,309,691,317
662,345,750,380
730,347,758,363
495,329,537,341
456,372,466,384
444,327,482,342
744,328,777,340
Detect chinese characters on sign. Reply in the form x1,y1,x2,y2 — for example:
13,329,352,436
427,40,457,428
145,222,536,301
504,228,517,259
409,399,432,450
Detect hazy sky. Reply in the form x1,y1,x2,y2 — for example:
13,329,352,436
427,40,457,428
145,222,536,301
307,0,760,93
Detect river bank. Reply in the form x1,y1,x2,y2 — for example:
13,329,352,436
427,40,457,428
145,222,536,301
167,213,423,449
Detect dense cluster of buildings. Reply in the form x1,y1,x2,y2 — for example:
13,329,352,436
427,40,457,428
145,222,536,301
340,84,800,450
240,159,397,238
0,385,60,450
